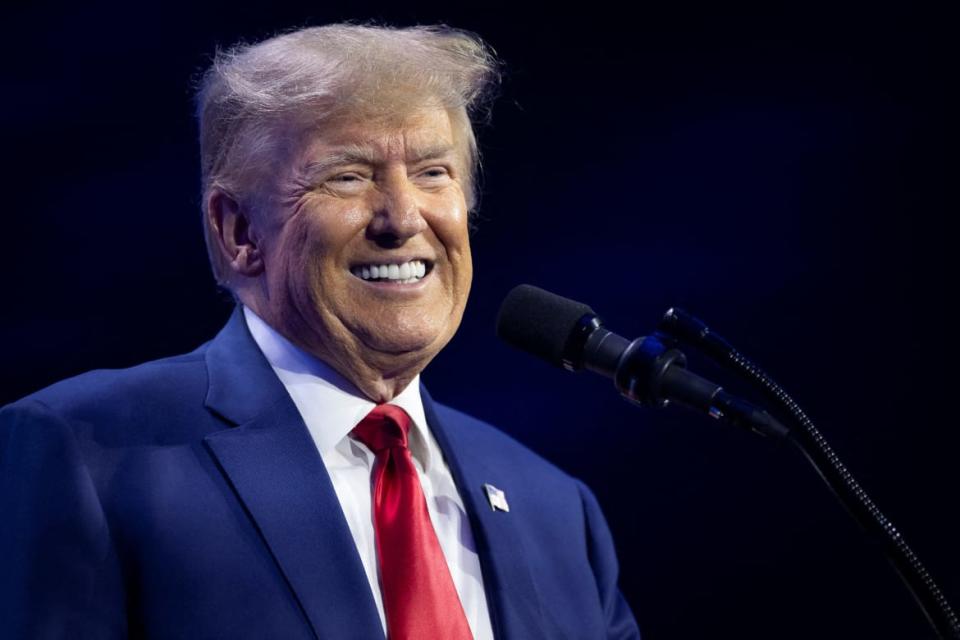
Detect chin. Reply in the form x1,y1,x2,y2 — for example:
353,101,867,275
358,316,456,355
356,308,456,350
361,331,442,356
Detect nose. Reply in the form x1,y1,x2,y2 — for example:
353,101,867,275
367,172,427,248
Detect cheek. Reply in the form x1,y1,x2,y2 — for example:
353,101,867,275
440,223,472,296
274,224,310,269
458,250,473,307
264,220,322,302
431,194,471,254
455,236,473,278
294,213,364,304
447,218,472,277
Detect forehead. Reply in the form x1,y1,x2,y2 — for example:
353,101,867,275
297,107,463,164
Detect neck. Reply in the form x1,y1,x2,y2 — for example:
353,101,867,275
314,338,431,403
242,301,428,403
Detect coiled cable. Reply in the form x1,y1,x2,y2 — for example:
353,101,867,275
659,308,960,639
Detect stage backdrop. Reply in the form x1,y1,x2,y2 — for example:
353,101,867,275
3,4,955,639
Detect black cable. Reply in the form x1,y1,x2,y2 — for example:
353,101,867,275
658,308,960,640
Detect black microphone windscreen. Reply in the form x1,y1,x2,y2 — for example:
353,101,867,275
496,284,596,367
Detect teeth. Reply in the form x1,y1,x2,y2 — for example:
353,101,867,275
351,260,428,283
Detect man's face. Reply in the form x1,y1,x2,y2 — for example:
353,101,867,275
252,106,472,391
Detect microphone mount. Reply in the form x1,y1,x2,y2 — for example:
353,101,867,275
557,308,789,439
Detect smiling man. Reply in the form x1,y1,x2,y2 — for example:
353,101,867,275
216,106,473,403
0,24,641,639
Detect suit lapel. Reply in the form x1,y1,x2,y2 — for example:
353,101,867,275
202,308,384,640
422,388,550,640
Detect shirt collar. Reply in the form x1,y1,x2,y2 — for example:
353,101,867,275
242,306,433,471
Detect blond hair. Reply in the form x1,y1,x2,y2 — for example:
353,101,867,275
195,23,500,285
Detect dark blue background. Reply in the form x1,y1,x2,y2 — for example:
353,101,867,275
3,3,956,638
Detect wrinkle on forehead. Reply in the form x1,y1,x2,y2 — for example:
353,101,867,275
296,108,465,175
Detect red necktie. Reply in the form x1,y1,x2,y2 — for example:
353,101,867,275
351,404,474,640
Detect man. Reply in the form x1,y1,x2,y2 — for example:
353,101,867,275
0,24,641,639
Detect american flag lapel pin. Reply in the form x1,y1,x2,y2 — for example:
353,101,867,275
483,483,510,512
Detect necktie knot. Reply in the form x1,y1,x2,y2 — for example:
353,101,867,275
352,404,411,453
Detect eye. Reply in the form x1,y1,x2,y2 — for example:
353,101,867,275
330,172,365,183
323,172,369,193
416,166,451,181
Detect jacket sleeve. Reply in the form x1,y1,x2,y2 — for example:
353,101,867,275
0,400,127,639
577,479,642,640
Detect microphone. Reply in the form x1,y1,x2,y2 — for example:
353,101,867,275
496,284,788,439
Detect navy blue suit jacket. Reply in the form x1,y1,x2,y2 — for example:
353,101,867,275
1,309,640,639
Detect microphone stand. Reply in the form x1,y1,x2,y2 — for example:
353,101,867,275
657,308,960,640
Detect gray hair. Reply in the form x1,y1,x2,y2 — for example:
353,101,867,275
194,23,501,285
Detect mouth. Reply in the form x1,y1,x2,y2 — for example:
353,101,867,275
349,259,433,284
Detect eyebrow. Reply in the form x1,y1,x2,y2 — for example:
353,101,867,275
300,142,458,179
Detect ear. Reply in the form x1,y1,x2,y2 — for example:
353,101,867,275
206,188,264,278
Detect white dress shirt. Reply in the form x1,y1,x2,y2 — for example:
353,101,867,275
243,307,494,640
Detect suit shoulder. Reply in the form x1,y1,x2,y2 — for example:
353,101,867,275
5,344,211,421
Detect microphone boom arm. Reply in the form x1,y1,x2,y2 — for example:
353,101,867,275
583,324,790,439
